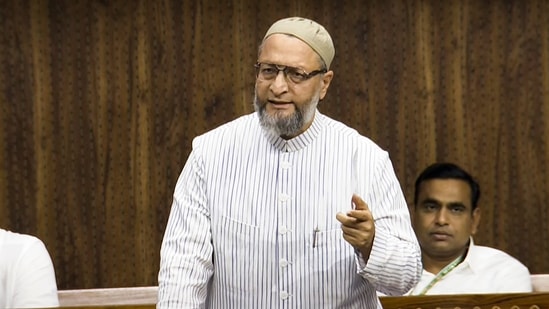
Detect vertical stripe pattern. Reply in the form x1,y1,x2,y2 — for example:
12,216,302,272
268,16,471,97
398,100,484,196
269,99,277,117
158,111,421,309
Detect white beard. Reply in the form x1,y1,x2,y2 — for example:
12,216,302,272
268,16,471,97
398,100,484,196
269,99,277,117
254,92,319,138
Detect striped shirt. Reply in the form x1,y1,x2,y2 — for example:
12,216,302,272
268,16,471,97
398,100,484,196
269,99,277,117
158,111,421,309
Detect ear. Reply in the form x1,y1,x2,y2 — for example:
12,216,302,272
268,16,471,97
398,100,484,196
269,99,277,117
471,207,481,235
318,70,334,100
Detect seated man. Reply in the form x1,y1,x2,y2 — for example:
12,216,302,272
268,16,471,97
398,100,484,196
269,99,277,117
0,228,59,308
408,162,532,295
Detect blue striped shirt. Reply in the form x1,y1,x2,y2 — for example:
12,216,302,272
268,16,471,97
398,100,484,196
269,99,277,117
158,111,421,309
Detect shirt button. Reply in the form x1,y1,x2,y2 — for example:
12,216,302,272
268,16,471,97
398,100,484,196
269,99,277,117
280,259,289,268
281,161,292,169
279,226,289,234
280,291,290,300
279,193,290,202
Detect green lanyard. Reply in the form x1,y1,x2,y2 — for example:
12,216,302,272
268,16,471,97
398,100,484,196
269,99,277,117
417,254,466,295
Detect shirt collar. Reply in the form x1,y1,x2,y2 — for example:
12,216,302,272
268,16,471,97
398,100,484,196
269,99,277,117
456,237,478,274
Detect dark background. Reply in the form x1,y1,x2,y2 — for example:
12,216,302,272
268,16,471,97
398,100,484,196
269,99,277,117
1,0,548,289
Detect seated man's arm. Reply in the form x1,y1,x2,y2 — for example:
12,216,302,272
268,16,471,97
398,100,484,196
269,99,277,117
13,237,59,307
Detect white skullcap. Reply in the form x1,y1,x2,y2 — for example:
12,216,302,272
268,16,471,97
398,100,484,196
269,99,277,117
264,17,335,69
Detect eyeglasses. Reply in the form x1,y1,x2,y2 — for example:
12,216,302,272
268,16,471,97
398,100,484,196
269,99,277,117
254,62,327,84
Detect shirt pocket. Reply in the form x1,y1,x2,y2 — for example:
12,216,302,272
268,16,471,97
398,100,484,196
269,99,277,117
309,226,357,300
212,215,261,293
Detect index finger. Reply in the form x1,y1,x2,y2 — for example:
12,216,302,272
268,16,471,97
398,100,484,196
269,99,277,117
352,194,369,211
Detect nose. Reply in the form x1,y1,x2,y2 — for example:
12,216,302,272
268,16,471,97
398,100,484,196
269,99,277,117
434,209,449,225
269,71,289,95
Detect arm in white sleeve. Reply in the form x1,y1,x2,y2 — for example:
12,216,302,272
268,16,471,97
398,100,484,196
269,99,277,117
157,149,213,309
356,154,422,296
12,237,59,308
494,260,532,293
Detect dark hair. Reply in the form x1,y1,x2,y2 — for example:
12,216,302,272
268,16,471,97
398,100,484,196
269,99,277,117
414,162,481,210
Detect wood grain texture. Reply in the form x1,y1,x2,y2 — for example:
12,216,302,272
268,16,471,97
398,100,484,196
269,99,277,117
56,278,549,307
380,292,549,309
57,288,549,309
0,0,548,289
58,286,157,306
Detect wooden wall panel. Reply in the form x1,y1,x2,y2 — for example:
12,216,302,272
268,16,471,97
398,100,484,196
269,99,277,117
0,0,548,289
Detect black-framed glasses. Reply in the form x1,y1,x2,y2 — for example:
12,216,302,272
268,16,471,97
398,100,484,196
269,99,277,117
254,62,327,84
